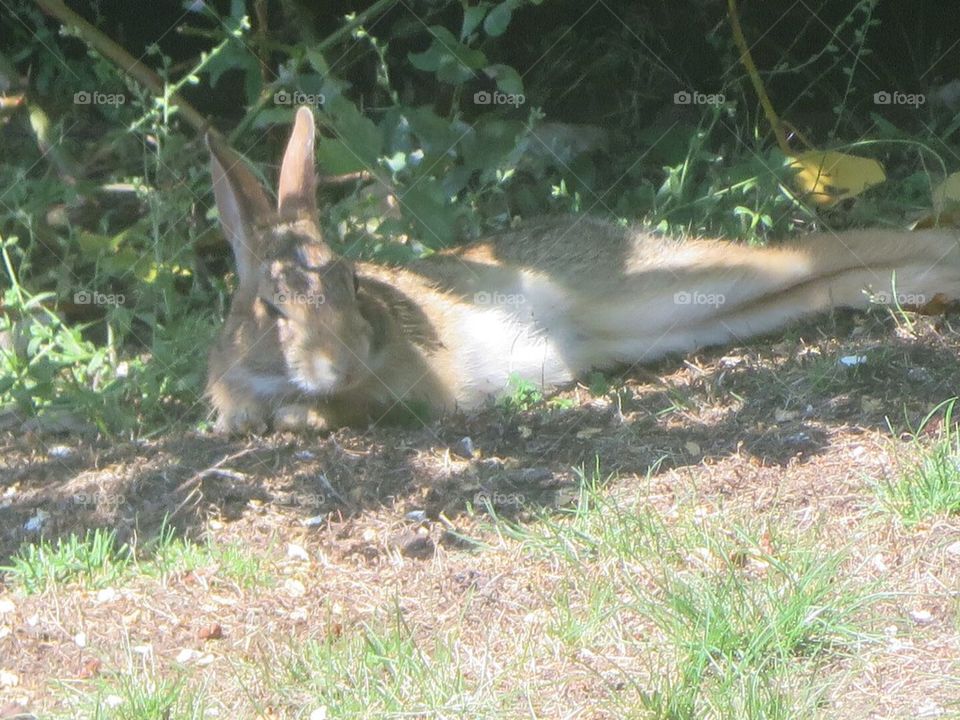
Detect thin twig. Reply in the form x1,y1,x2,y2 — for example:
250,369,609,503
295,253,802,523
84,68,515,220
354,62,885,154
727,0,792,155
33,0,212,135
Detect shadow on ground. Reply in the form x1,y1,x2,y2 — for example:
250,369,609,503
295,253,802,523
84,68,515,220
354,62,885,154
1,310,958,564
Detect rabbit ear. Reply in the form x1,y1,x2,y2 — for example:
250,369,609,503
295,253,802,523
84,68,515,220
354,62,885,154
277,106,318,220
207,133,273,287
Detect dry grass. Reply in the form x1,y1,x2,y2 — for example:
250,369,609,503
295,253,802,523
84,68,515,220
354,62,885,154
2,310,960,719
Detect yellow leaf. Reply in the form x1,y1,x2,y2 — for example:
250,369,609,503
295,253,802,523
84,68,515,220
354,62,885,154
912,172,960,229
933,171,960,210
788,150,885,206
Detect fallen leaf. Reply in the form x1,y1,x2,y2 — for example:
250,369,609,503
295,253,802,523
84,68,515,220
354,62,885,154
79,657,101,679
789,150,885,206
933,171,960,211
197,623,223,640
774,409,798,423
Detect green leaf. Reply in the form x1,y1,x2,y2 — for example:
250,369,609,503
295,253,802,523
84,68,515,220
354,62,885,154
204,42,259,90
383,151,407,173
322,96,383,166
484,1,514,36
408,26,487,85
462,4,490,40
305,47,329,74
485,64,524,95
397,180,456,247
317,138,371,174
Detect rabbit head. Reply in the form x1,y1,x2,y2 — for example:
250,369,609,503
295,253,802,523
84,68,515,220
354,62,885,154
208,107,374,397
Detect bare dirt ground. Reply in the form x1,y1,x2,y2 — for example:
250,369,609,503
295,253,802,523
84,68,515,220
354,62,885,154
2,309,960,718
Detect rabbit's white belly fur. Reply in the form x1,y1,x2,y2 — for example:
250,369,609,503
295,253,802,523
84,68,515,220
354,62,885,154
236,367,298,398
453,269,579,407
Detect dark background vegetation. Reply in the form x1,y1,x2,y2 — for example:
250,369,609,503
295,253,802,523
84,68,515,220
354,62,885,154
2,0,960,434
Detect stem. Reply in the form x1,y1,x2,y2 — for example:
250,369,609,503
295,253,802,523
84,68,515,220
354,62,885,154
33,0,211,134
228,0,398,142
727,0,791,155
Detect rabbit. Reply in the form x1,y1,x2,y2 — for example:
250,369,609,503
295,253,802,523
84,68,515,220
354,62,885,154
206,106,960,433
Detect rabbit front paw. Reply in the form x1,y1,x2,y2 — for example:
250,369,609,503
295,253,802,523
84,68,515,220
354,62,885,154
214,404,269,435
274,403,330,432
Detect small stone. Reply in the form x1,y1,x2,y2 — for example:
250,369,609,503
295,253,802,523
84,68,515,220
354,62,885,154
404,510,428,523
0,670,18,687
401,535,435,560
287,544,309,562
910,609,934,624
916,699,944,718
47,445,74,460
176,648,200,663
451,437,475,459
284,579,306,598
24,510,49,533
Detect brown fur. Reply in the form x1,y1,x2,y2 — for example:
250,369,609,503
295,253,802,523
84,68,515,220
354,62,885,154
206,107,960,433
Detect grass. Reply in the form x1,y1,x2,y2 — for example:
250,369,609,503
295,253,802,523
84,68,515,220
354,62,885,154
875,399,960,525
1,524,277,595
1,528,133,594
6,430,960,717
490,465,881,718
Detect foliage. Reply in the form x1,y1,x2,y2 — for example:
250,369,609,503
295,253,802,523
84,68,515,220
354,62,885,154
0,0,958,433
